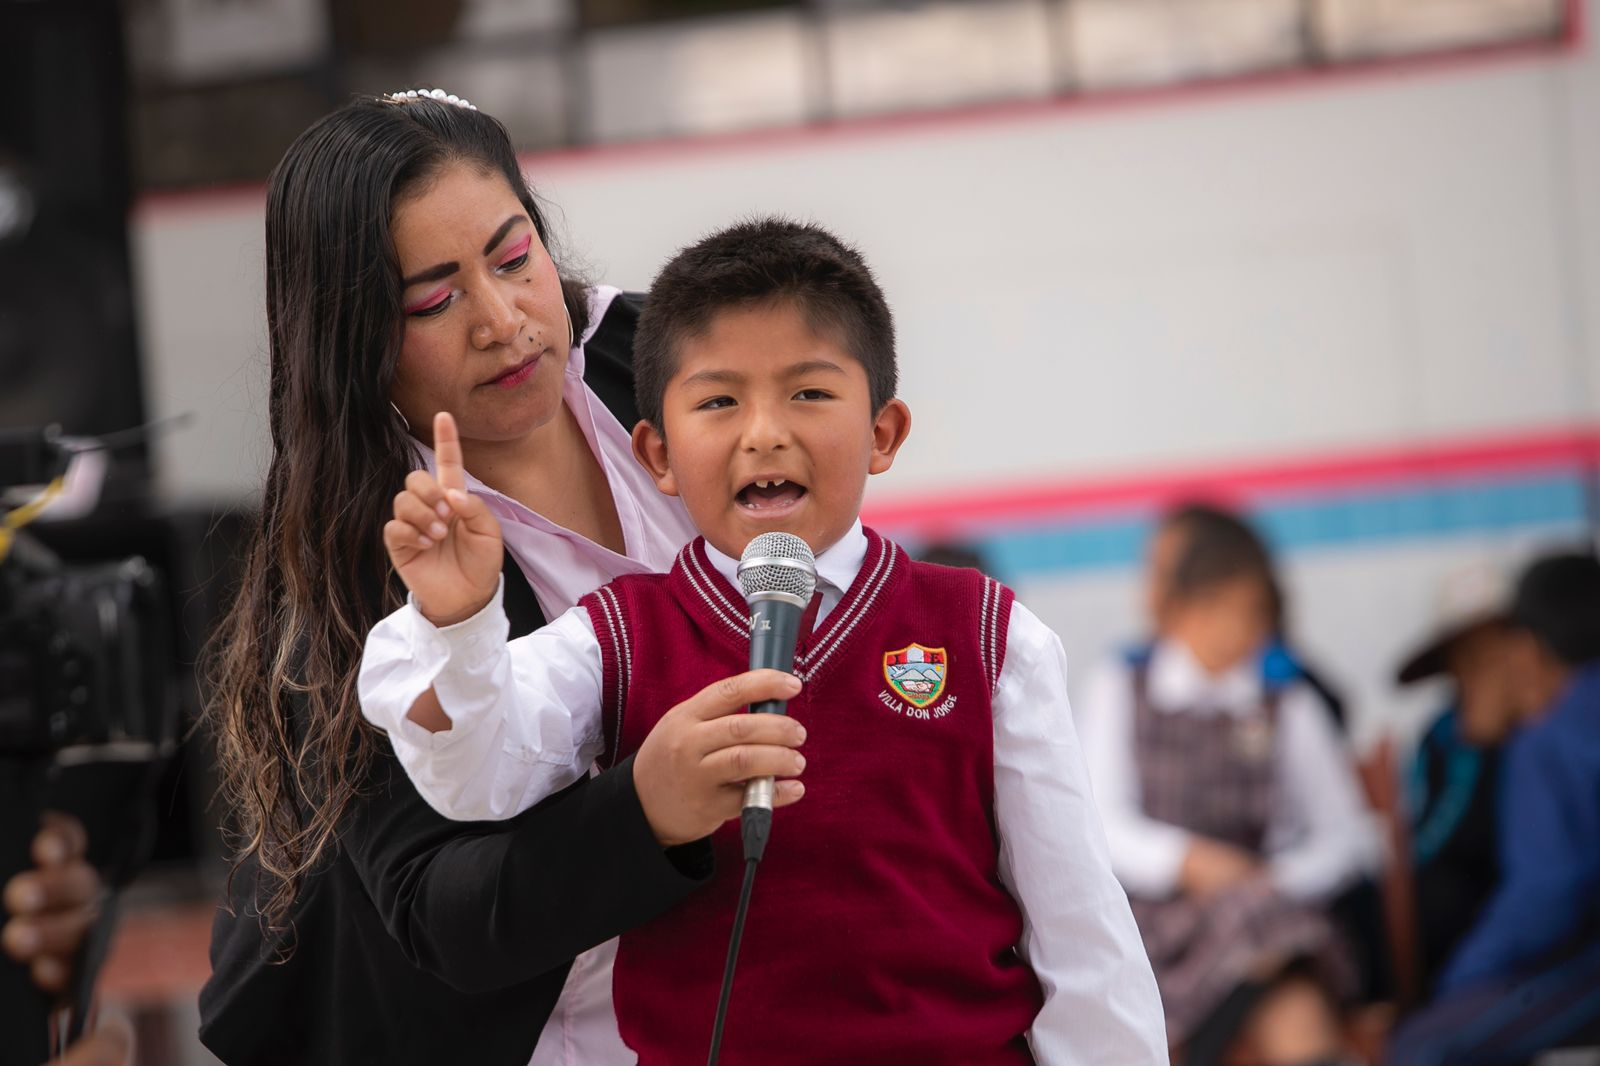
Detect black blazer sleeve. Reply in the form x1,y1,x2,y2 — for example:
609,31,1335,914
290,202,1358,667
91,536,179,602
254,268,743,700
341,744,706,993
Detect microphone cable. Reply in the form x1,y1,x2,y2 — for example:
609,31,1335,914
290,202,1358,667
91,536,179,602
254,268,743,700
708,532,815,1065
707,808,772,1066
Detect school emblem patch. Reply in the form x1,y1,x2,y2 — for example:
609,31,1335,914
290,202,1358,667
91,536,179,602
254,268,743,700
883,643,948,709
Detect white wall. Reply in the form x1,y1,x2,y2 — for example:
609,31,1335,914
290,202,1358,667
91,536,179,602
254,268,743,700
134,30,1599,501
129,18,1600,741
534,43,1599,493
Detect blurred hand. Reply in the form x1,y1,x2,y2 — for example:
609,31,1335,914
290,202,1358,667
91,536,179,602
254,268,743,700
384,411,504,627
633,670,808,847
3,812,101,995
1179,837,1263,900
51,1009,134,1066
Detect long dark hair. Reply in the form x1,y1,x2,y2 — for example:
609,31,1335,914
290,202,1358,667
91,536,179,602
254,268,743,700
206,95,590,935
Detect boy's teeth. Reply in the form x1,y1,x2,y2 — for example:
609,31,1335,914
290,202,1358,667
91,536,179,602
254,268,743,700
756,478,787,489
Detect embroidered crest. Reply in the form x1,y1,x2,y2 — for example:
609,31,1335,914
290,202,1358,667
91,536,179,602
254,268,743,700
883,643,948,708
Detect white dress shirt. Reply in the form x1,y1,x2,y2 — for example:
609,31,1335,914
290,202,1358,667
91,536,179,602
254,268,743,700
360,522,1168,1064
1077,640,1381,902
404,285,696,1066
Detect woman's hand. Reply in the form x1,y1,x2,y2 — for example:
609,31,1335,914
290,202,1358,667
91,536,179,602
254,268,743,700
384,411,504,627
2,813,101,995
633,670,809,847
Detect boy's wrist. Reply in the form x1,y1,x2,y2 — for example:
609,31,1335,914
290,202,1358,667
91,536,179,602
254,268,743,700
411,577,509,676
408,577,507,647
421,599,491,628
417,589,496,629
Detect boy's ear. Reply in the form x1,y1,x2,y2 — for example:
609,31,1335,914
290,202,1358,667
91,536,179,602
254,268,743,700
631,420,678,497
868,399,912,476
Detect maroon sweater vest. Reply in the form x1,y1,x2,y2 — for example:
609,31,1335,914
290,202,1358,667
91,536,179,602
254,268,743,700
581,529,1042,1065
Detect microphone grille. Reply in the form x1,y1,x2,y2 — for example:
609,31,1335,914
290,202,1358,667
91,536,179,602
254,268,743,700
737,532,818,601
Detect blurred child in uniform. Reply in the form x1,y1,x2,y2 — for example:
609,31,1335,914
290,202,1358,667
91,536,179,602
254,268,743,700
1082,506,1378,1066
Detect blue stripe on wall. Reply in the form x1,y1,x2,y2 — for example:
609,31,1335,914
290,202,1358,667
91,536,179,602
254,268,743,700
893,474,1593,581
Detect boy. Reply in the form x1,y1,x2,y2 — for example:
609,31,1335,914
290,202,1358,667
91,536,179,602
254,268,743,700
1390,552,1600,1062
361,219,1164,1063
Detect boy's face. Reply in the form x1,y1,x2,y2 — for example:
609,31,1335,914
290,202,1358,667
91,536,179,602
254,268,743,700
632,300,911,561
1501,628,1571,722
1444,623,1518,746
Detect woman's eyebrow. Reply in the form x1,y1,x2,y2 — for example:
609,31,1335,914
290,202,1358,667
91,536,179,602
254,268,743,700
482,215,523,255
403,261,458,287
401,216,526,287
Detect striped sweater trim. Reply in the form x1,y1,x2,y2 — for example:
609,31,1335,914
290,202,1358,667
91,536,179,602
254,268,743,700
795,537,898,683
582,584,631,767
671,531,903,686
681,542,749,641
979,577,1014,697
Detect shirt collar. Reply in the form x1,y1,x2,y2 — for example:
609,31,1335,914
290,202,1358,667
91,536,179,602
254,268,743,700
702,520,867,599
1148,637,1263,714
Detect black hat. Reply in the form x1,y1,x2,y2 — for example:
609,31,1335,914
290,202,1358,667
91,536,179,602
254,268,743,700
1396,562,1511,685
1509,551,1600,667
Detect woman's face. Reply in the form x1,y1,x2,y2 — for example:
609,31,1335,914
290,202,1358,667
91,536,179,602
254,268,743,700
389,162,570,449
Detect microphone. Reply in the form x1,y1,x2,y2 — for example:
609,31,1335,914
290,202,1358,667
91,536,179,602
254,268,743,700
734,532,817,857
707,533,817,1066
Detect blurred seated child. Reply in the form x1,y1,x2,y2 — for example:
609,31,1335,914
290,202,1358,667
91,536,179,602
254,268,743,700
1082,506,1379,1066
1392,564,1514,998
1390,551,1600,1063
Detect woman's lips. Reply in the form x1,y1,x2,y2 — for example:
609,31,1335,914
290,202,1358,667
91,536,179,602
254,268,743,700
483,351,543,389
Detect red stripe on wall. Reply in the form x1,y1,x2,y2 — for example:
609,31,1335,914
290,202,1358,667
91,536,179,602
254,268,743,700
862,425,1600,533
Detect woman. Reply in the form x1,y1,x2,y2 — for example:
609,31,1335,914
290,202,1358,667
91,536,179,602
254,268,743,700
198,91,806,1065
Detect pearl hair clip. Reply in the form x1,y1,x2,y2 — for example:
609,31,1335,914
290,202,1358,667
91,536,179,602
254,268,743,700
385,87,477,111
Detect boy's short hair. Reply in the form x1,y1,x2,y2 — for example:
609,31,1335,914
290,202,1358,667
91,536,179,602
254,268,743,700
634,217,897,429
1510,551,1600,667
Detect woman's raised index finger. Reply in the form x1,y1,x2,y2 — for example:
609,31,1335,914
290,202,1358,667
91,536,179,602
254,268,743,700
433,411,466,491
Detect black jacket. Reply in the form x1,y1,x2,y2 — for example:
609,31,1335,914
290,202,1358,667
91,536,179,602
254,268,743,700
200,292,711,1065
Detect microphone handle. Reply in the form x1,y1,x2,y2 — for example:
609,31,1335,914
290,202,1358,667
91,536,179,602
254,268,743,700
741,593,806,812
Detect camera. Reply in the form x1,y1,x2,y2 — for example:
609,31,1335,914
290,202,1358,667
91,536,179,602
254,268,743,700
1,426,175,1065
0,427,173,756
0,539,170,758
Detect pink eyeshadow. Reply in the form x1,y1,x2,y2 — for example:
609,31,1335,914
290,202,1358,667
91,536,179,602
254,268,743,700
499,234,532,266
404,286,450,314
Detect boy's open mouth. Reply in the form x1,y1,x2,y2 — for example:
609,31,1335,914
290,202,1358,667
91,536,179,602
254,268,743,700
736,477,808,512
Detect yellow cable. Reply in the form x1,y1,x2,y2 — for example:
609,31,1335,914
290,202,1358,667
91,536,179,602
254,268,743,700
0,476,66,565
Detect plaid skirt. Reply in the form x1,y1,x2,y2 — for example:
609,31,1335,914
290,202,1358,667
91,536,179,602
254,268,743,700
1128,878,1358,1042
